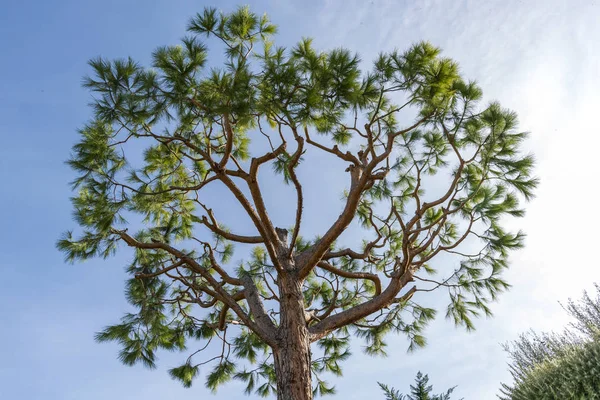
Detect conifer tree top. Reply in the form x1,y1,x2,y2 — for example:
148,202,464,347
59,6,537,397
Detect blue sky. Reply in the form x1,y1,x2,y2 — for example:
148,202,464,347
1,0,599,398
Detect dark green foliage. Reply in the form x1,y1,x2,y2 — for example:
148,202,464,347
169,362,199,388
500,284,600,399
380,372,459,400
380,382,404,400
502,340,600,399
59,5,536,398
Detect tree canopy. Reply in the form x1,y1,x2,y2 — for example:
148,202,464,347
500,284,600,399
59,6,536,399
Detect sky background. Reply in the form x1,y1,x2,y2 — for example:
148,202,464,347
1,0,599,398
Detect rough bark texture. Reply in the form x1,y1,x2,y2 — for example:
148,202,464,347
274,268,313,400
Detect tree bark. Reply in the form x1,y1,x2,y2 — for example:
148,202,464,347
274,270,313,400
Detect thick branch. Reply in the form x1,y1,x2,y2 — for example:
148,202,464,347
199,206,263,244
299,116,430,277
324,203,392,262
201,216,264,244
246,143,289,259
216,172,282,270
308,268,415,341
241,274,278,337
218,114,234,168
287,131,305,257
323,248,369,260
298,163,366,277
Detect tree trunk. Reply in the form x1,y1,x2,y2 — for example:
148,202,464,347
274,271,313,400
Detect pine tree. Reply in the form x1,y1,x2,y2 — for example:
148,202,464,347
499,284,600,399
411,372,435,399
380,382,404,400
379,371,459,400
59,6,537,400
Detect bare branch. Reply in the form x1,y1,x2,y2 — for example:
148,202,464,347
304,127,360,165
245,143,289,258
287,129,305,258
198,204,263,244
316,261,381,296
218,114,234,168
